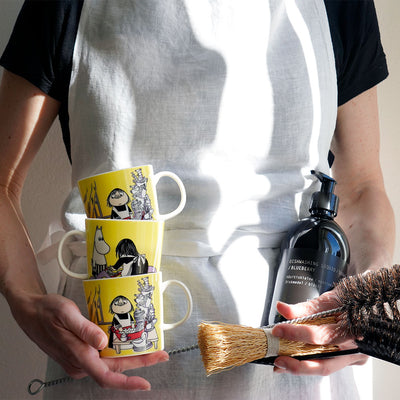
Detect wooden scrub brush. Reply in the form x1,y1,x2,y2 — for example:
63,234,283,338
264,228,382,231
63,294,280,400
198,314,340,375
198,265,400,375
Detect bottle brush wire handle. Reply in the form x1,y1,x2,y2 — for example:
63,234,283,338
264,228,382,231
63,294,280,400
27,345,199,395
28,265,400,389
198,265,400,375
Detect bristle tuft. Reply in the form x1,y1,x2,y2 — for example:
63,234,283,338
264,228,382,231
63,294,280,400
279,339,338,357
198,322,267,375
335,265,400,338
356,317,400,365
198,322,339,375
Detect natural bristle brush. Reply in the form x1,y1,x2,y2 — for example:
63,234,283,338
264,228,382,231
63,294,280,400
198,317,339,375
198,265,400,375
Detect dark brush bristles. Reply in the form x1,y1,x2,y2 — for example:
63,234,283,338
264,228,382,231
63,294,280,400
355,317,400,366
334,265,400,338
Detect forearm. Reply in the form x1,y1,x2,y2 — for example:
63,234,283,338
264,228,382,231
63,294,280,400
330,87,395,275
0,71,59,305
0,188,46,305
335,178,395,275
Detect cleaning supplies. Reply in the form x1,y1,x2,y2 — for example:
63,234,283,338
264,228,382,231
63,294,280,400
265,170,350,325
198,318,340,375
198,265,400,374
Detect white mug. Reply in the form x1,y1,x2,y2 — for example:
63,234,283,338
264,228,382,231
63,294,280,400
58,219,164,280
78,165,186,221
83,272,193,357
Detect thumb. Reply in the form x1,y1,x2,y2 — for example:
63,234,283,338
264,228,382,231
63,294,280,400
276,290,339,320
276,300,314,320
62,307,108,350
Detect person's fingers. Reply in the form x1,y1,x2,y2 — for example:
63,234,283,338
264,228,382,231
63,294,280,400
33,294,107,351
81,351,169,390
276,290,339,320
272,323,351,345
104,351,169,373
22,294,170,390
60,302,108,350
276,301,316,320
273,353,368,376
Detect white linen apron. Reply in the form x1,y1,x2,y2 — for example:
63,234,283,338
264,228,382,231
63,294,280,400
42,0,367,398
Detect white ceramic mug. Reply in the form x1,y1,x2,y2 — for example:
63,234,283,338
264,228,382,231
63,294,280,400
58,219,164,279
78,165,186,221
83,272,193,357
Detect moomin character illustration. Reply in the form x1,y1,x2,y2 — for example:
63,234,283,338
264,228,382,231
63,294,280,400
88,277,159,354
107,188,133,219
135,277,159,349
91,226,110,278
109,238,149,277
82,181,104,218
108,295,149,353
130,169,154,220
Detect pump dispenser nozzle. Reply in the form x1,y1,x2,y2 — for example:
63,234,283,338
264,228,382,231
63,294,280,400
309,170,338,217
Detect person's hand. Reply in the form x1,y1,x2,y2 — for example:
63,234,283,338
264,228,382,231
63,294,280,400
271,290,368,376
9,293,169,391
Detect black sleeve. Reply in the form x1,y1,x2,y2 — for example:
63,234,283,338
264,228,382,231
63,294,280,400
0,0,83,102
325,0,388,106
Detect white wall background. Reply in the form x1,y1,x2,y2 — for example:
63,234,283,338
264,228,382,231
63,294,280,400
0,0,399,399
371,1,400,398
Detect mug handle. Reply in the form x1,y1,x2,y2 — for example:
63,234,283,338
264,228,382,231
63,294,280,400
153,171,186,221
57,230,89,280
161,280,193,331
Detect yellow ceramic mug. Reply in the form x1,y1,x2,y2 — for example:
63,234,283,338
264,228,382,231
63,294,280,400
83,272,192,357
58,219,164,279
78,165,186,221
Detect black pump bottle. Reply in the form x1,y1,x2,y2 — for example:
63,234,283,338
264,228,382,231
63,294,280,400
264,170,350,325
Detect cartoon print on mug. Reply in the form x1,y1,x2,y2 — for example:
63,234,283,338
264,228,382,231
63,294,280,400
108,295,135,349
93,235,151,279
107,188,133,219
79,181,104,218
130,168,154,220
83,272,192,357
135,277,159,349
97,277,159,354
58,219,164,280
108,239,149,277
91,226,110,278
107,294,152,354
78,165,186,220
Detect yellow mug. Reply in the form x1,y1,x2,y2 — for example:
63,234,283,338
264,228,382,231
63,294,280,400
78,165,186,221
58,219,164,279
83,272,192,357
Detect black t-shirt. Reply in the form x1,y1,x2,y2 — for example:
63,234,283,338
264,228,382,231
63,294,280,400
0,0,84,159
324,0,388,106
0,0,389,161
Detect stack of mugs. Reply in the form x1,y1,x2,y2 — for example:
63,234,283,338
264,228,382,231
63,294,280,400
57,165,192,358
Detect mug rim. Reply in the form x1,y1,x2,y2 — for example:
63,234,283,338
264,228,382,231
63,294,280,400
78,165,153,183
82,271,162,284
85,217,164,224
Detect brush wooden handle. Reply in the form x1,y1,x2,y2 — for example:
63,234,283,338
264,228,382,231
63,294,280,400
252,348,360,365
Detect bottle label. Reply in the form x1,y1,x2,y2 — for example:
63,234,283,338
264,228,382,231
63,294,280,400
277,247,347,304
